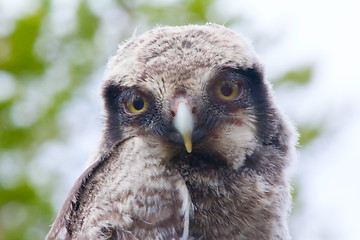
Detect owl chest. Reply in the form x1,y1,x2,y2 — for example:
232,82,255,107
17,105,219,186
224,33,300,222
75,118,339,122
184,175,277,239
186,183,244,239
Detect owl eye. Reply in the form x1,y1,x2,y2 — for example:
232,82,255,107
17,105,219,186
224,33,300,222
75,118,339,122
124,93,148,114
216,80,241,100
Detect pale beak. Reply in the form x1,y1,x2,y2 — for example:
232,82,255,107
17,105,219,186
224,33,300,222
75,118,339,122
173,100,194,153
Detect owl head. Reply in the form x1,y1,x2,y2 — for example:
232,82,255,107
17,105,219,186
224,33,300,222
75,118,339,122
101,24,289,170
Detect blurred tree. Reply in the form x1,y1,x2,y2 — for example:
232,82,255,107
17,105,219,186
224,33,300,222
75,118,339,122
0,0,318,239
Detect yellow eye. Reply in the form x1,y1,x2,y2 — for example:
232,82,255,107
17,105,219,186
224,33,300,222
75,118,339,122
216,80,240,100
125,94,148,114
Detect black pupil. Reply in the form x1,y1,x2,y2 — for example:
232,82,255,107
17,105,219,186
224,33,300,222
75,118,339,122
221,82,233,97
133,97,144,110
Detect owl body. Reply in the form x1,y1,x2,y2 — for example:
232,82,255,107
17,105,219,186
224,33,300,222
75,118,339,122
47,24,296,240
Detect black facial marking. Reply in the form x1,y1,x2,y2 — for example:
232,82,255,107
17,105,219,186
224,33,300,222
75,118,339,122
102,81,124,145
102,81,122,115
237,64,280,146
237,64,290,161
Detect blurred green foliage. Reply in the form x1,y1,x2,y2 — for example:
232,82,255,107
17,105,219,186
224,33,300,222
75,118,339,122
298,125,321,147
0,0,319,239
273,66,313,88
1,8,47,75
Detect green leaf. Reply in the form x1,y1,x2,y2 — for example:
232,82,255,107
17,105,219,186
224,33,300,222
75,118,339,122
76,1,100,40
298,125,321,147
0,7,47,76
0,181,53,240
273,66,313,88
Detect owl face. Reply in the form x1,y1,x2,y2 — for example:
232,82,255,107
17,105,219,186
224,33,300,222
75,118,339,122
102,24,275,169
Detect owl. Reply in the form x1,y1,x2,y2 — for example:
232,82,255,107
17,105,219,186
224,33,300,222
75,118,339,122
46,24,297,240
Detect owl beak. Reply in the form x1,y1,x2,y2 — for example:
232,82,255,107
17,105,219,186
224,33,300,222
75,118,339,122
173,100,194,153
